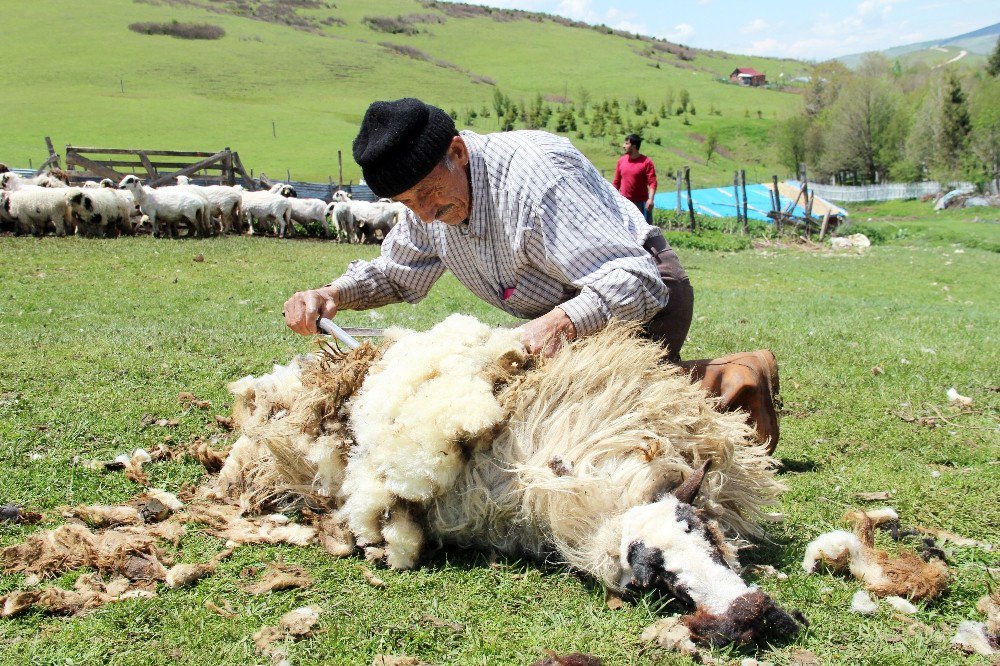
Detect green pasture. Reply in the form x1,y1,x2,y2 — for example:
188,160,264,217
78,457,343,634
2,0,806,187
1,205,997,664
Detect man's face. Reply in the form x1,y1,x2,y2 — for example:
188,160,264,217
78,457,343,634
623,138,635,154
393,137,471,226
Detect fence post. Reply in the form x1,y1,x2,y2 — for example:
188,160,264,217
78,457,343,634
684,166,695,232
740,169,748,234
338,150,343,189
675,170,682,217
772,175,781,233
733,170,741,230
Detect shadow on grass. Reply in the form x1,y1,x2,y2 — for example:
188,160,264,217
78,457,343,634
777,458,817,474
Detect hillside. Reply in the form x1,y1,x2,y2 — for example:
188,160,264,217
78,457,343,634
0,0,812,187
838,21,999,70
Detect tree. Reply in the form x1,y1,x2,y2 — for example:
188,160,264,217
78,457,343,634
818,56,904,183
678,88,690,112
804,60,851,117
987,36,1000,77
774,116,811,175
969,76,1000,188
577,87,591,114
704,127,719,162
938,74,971,174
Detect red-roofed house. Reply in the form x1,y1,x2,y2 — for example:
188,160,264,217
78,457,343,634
729,67,766,86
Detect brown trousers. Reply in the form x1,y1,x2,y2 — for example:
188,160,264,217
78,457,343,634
642,231,693,362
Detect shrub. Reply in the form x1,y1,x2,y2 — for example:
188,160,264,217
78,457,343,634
364,16,419,35
128,21,225,40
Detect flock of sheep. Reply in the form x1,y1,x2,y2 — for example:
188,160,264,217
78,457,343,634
0,169,406,243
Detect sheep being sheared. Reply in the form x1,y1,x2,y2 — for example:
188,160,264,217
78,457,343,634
218,315,802,646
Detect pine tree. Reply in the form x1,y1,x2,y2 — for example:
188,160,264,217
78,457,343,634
940,74,972,173
988,37,1000,77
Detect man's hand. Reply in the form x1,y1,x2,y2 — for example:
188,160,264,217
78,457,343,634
518,307,576,357
283,286,339,335
646,196,655,210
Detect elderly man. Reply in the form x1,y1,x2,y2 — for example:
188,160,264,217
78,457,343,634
283,98,779,450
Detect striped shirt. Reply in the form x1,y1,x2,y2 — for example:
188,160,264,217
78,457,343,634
331,130,676,337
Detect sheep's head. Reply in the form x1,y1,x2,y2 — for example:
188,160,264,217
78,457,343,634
619,460,805,646
0,173,15,190
279,185,297,198
118,175,142,191
100,178,115,188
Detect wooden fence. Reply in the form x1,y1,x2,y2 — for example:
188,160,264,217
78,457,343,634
61,142,258,190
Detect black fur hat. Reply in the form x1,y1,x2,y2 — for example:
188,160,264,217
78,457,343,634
352,98,457,198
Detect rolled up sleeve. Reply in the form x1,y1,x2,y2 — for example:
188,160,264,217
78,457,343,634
330,212,445,310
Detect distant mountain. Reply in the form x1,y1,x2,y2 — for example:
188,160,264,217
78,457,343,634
838,21,999,69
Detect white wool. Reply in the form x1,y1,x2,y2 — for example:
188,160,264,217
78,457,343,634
952,621,996,656
382,510,425,570
620,497,751,614
850,590,878,614
864,507,898,525
308,434,347,496
802,530,889,588
146,489,184,511
131,449,152,465
885,596,918,614
342,314,524,566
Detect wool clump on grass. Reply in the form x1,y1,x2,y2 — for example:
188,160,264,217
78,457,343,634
802,511,950,600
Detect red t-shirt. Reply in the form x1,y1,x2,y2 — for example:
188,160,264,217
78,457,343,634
613,154,657,203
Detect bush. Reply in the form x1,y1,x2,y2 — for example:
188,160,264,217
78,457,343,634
838,222,891,244
128,21,225,39
363,15,419,35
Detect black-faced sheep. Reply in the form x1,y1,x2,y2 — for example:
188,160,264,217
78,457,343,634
216,316,803,647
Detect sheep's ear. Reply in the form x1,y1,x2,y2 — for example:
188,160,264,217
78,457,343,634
674,459,712,505
70,192,83,204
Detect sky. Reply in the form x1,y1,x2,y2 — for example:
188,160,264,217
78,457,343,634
460,0,1000,60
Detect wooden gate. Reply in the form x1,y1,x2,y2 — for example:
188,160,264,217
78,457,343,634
63,144,257,189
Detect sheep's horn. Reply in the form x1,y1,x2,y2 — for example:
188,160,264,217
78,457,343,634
674,459,712,505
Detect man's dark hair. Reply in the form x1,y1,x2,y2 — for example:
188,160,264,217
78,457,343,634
626,133,642,149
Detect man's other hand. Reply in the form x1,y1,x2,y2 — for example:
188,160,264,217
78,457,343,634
518,307,576,357
283,287,339,335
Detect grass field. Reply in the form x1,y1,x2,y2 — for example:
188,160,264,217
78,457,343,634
1,0,808,187
1,203,997,664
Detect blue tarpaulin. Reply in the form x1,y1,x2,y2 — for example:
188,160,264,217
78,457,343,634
652,181,847,223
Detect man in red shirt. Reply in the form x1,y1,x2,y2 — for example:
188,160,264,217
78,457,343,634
613,133,657,224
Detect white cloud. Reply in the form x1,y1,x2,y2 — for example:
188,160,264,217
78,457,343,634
667,23,694,42
740,18,769,34
555,0,594,20
614,19,648,34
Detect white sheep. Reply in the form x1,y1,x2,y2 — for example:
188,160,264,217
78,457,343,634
0,186,76,236
217,317,804,647
0,172,68,191
175,176,243,234
331,200,405,243
67,189,135,237
264,182,330,236
238,188,293,237
118,175,210,238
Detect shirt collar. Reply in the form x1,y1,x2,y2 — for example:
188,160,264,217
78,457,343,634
460,130,490,239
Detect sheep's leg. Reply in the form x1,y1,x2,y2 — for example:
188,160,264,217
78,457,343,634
382,508,424,570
